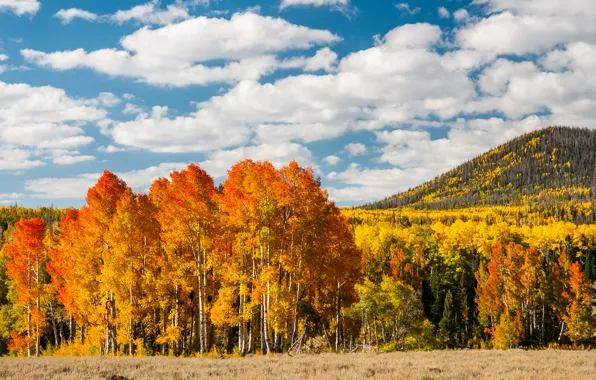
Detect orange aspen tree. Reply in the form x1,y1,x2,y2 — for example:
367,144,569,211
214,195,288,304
153,164,218,356
85,171,128,354
5,218,47,357
563,262,595,343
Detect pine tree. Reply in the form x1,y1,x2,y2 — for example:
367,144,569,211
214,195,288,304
439,291,457,348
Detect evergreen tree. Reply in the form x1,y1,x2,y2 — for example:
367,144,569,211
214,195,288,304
439,291,457,348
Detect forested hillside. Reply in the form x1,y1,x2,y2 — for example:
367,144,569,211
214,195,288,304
0,207,63,231
367,127,596,223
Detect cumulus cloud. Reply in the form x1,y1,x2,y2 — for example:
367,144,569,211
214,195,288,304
0,0,39,16
53,155,95,165
453,9,469,22
458,0,596,55
84,23,477,155
55,8,99,24
16,0,596,207
280,47,339,73
0,81,107,170
107,106,251,153
438,7,450,19
326,163,437,204
55,1,211,26
97,145,126,153
200,143,314,178
25,162,189,199
0,192,26,205
24,12,341,87
0,148,44,171
396,3,420,16
323,155,341,165
344,143,367,156
280,0,349,10
111,1,191,25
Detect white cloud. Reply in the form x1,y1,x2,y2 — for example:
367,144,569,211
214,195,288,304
200,143,314,178
55,8,99,24
53,155,95,165
0,81,106,127
25,162,188,199
122,103,144,115
458,0,596,56
112,1,190,26
0,81,107,171
0,148,43,171
0,0,39,16
438,7,450,19
395,3,420,16
107,106,251,153
17,1,596,207
323,155,340,165
84,92,121,108
0,54,8,62
91,23,476,153
55,1,211,26
344,143,367,156
23,12,341,87
1,124,94,149
0,192,26,204
326,163,436,204
453,9,469,22
280,47,339,73
280,0,349,10
0,192,25,200
97,145,126,153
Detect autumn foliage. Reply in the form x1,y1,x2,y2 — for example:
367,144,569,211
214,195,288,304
0,160,594,357
0,161,362,356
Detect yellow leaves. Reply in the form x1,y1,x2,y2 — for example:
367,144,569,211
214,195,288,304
268,284,296,335
210,287,237,328
156,326,182,346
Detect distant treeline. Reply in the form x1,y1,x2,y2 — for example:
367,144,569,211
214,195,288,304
366,127,596,223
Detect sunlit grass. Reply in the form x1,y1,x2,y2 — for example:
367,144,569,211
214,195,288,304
0,350,595,379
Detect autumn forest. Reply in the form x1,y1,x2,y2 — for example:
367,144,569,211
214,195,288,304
0,128,595,358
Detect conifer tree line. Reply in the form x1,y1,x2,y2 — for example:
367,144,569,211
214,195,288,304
368,127,596,223
0,161,595,357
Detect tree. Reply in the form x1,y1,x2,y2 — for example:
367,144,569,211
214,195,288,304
5,218,48,357
563,262,595,343
153,164,219,356
351,277,427,351
439,291,457,348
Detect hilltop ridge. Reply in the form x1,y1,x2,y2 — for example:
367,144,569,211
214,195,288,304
366,127,596,215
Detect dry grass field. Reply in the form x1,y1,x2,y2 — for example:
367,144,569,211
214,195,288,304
0,350,595,380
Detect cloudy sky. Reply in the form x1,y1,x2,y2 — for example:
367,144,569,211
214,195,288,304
0,0,594,207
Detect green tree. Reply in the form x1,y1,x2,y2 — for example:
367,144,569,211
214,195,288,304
439,291,457,348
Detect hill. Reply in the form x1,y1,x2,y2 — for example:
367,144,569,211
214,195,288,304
365,127,596,221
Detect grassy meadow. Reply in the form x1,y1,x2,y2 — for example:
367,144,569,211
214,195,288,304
0,350,595,380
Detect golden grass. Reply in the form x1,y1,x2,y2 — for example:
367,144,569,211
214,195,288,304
1,350,595,380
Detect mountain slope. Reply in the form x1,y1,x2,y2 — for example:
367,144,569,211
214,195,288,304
367,127,596,212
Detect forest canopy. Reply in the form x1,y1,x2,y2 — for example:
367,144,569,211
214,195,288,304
0,158,595,357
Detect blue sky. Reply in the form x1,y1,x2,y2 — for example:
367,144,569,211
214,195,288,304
0,0,594,207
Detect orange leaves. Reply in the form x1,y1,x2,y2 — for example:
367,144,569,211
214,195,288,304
6,160,364,356
563,262,595,342
5,217,48,356
8,331,32,356
85,171,128,234
5,218,46,305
